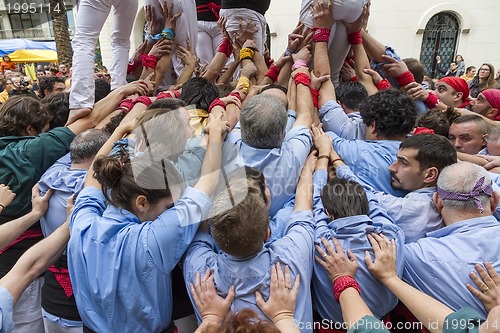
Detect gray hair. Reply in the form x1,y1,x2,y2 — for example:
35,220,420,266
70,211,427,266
70,129,110,164
240,94,287,149
437,162,492,211
486,126,500,142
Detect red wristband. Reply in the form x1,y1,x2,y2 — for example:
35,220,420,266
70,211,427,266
156,91,175,99
118,98,135,114
311,88,319,109
264,54,274,68
208,97,226,112
424,91,439,109
134,95,152,107
334,276,361,303
265,65,280,82
376,79,391,91
350,76,358,82
127,58,139,74
217,38,233,58
294,72,311,87
396,71,415,87
140,54,158,70
228,91,242,101
347,31,363,45
312,28,331,43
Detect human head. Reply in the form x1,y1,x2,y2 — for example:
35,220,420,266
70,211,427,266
58,63,68,74
93,154,183,222
465,66,476,77
478,63,495,85
0,96,50,136
220,309,280,333
94,78,111,103
11,76,21,90
449,62,458,72
360,90,417,140
455,55,464,62
402,58,424,84
240,94,287,149
448,115,488,154
4,70,13,79
41,92,70,129
435,162,498,219
485,126,500,156
321,178,369,219
335,82,368,113
232,166,270,208
435,77,470,108
39,76,66,99
209,177,269,257
2,78,14,93
36,70,45,80
2,55,10,62
180,77,218,111
416,107,460,137
260,84,288,108
471,89,500,120
389,134,457,191
70,129,110,165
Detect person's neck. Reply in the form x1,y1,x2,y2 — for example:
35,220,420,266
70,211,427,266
377,134,406,141
442,208,492,226
70,161,92,170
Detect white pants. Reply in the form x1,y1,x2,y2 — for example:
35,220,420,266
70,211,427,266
12,278,44,333
219,8,267,54
70,0,138,109
197,20,223,66
299,0,367,86
144,0,198,87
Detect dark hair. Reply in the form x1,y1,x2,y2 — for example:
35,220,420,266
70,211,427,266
452,114,488,134
0,96,51,136
148,97,187,110
102,111,126,135
221,309,280,333
416,106,460,137
321,178,369,219
335,82,368,110
261,83,288,95
94,78,111,103
180,77,218,111
70,129,110,164
210,178,269,257
93,154,182,212
465,66,476,74
39,76,65,99
41,91,70,129
400,134,457,172
403,58,424,84
360,89,417,138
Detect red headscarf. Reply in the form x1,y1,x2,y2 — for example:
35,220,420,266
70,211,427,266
482,89,500,120
439,77,470,108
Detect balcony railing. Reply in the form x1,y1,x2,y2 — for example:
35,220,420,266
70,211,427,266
0,27,74,39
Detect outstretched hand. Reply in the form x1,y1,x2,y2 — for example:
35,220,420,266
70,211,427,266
364,233,398,284
315,237,358,282
467,262,500,313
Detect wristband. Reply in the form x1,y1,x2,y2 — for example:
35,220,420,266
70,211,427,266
127,58,139,74
156,91,175,99
396,71,415,87
317,155,329,160
347,31,362,45
145,32,155,45
228,91,242,101
312,27,331,43
118,98,135,114
208,97,226,112
217,38,233,58
311,88,319,109
331,158,343,164
424,91,439,109
265,65,280,82
334,276,361,303
264,53,274,68
239,48,255,61
350,76,358,82
134,96,152,107
292,59,308,72
294,72,311,87
0,203,5,214
284,48,294,57
140,54,158,70
376,79,391,91
236,76,250,93
155,27,175,41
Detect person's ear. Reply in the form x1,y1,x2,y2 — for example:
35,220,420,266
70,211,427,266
482,134,487,148
423,167,439,185
25,125,37,136
455,91,463,103
264,228,271,241
433,192,444,213
134,195,148,214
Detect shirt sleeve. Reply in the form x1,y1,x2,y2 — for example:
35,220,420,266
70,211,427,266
312,170,330,237
273,210,315,263
146,187,212,273
70,186,106,232
20,127,75,174
327,131,361,166
0,287,14,333
319,100,366,140
443,308,483,333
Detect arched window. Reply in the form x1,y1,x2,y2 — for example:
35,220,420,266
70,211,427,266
419,12,460,78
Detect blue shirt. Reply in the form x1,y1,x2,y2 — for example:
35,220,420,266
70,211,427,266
403,216,500,318
327,131,407,197
0,287,13,333
336,165,443,243
312,170,405,322
182,210,315,333
224,124,313,217
67,186,211,333
319,101,366,140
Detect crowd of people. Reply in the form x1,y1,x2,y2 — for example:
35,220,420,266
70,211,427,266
1,0,500,332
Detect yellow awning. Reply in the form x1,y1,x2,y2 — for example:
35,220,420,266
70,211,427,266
7,49,58,63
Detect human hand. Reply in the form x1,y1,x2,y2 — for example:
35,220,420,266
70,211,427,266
381,55,409,78
145,5,164,36
256,263,300,324
190,269,234,325
119,80,150,96
31,184,54,219
217,16,229,39
315,237,358,282
132,41,149,61
0,184,15,212
292,46,312,64
343,2,370,34
231,19,258,50
311,0,335,29
240,63,258,79
220,95,242,109
480,155,500,171
287,23,305,53
311,124,332,155
176,42,197,68
160,0,181,30
364,233,398,284
467,262,500,313
341,61,356,82
311,72,330,91
242,39,258,51
204,112,229,136
436,55,441,64
149,38,173,59
65,194,74,219
362,68,383,86
405,82,429,101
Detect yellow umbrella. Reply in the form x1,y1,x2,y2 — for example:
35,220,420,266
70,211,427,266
8,49,58,63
